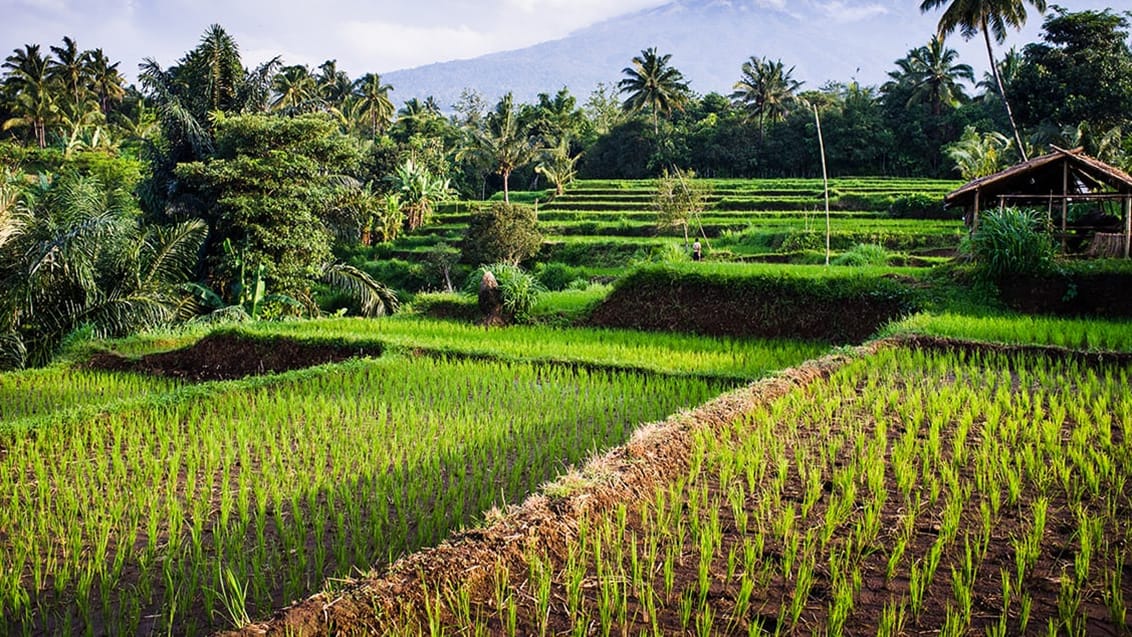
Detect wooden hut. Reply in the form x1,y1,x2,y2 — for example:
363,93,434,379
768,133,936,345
945,146,1132,257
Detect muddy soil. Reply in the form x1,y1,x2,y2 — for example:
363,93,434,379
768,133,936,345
87,333,381,381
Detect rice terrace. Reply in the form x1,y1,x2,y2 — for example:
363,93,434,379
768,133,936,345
2,0,1132,635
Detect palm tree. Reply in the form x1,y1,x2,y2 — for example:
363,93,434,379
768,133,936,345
920,0,1047,160
48,36,90,118
394,97,443,138
946,125,1011,179
0,175,206,368
458,92,538,203
270,64,319,114
85,48,125,116
618,47,690,135
884,36,974,116
535,136,581,197
316,59,352,108
353,72,395,137
730,56,804,140
3,44,56,147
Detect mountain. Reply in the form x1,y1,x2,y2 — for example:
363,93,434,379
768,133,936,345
381,0,1061,110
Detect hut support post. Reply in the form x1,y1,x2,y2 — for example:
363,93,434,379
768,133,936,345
972,190,980,234
1062,161,1069,252
1125,196,1131,259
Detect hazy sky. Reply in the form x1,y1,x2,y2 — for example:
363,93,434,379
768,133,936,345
2,0,673,77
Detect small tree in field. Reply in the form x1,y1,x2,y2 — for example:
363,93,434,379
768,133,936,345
653,167,708,250
461,201,542,266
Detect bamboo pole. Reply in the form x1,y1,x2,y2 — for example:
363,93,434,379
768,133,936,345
814,105,830,266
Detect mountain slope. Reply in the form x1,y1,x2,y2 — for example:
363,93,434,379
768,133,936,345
382,0,1107,110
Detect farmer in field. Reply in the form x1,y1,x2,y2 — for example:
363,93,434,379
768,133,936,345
692,239,703,261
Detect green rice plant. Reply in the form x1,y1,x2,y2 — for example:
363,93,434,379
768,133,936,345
876,598,908,637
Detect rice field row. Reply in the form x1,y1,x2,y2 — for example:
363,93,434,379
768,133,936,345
889,312,1132,352
367,345,1131,635
0,367,183,424
235,316,827,381
0,354,734,635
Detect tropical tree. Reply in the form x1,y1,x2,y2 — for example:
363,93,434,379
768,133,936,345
1011,7,1132,137
458,92,538,203
271,64,319,114
2,44,56,147
618,47,690,135
86,48,126,116
47,36,90,119
946,125,1012,179
920,0,1047,160
535,136,581,196
883,36,974,116
0,174,206,368
174,112,366,296
352,72,395,137
730,56,804,139
390,158,452,231
315,59,352,108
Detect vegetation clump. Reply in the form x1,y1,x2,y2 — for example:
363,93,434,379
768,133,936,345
968,207,1055,279
461,201,542,266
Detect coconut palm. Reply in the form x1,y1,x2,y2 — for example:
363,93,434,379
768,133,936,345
884,36,974,116
86,48,125,116
920,0,1047,160
47,36,90,119
458,92,538,203
353,72,395,137
316,59,353,108
946,125,1011,179
271,65,320,115
730,56,804,139
3,44,57,147
618,47,690,135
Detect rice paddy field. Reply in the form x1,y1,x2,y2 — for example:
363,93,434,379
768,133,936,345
386,177,963,265
246,336,1132,636
0,317,824,635
5,173,1130,635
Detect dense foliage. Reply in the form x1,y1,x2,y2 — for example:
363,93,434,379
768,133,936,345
461,201,542,266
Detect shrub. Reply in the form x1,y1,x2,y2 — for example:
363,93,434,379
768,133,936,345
534,262,582,291
889,193,953,219
969,207,1056,279
833,244,890,267
461,201,543,266
467,263,545,322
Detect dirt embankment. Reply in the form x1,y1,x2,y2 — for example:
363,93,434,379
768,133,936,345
586,276,914,343
997,271,1132,317
86,333,381,381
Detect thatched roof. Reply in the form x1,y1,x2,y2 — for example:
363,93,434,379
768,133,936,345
946,147,1132,209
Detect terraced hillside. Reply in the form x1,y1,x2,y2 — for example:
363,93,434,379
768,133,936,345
392,178,963,266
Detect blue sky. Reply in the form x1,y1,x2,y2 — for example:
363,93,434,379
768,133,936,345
1,0,1119,83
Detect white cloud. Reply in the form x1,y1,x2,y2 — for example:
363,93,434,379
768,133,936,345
817,1,887,22
340,20,498,69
